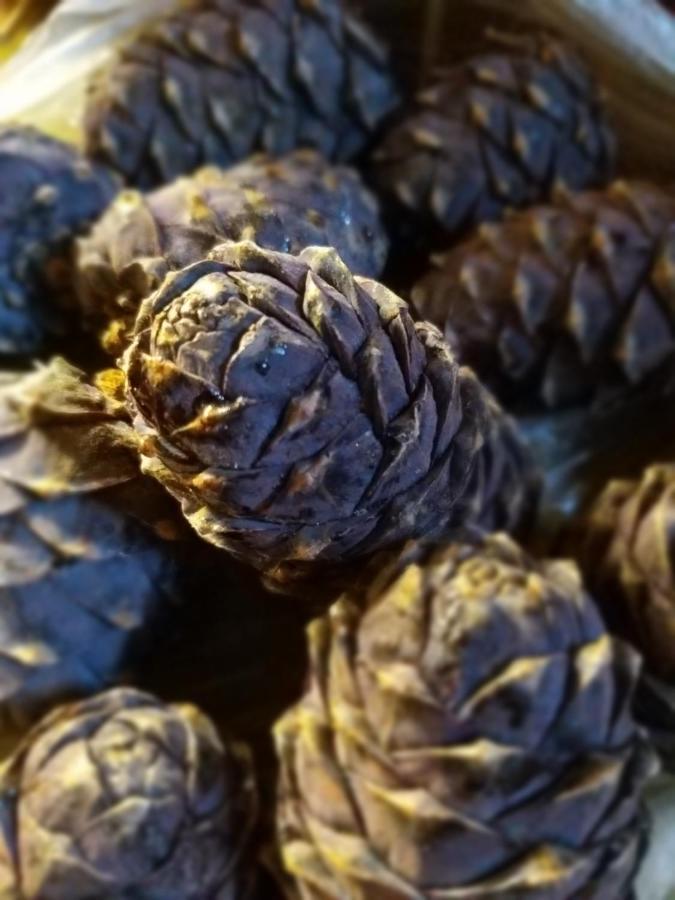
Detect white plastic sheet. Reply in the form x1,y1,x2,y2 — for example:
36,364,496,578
639,776,675,900
0,0,179,140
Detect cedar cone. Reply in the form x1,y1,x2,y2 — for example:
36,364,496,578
413,180,675,408
84,0,400,190
276,534,655,899
0,126,117,357
0,688,257,899
0,358,179,738
372,34,615,245
77,149,388,354
123,241,538,586
575,463,675,683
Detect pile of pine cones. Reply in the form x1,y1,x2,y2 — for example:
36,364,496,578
1,1,675,897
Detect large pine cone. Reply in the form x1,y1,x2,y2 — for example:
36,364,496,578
275,534,655,899
413,180,675,408
0,688,257,899
372,35,614,245
0,358,179,740
84,0,400,190
77,149,388,353
0,126,118,358
123,242,538,585
575,463,675,683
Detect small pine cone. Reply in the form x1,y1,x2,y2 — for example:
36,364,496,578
575,464,675,683
77,150,388,353
123,241,537,585
372,35,614,244
84,0,400,190
413,180,675,408
0,126,118,357
0,688,257,899
275,534,656,900
0,358,180,739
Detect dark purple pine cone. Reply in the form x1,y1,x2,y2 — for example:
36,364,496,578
0,358,180,741
0,126,118,357
0,688,258,899
84,0,400,189
371,35,615,245
76,149,388,354
123,241,538,587
413,180,675,409
571,464,675,766
276,534,656,899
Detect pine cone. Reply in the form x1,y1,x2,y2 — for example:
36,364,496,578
0,688,257,899
413,180,675,408
123,241,538,585
575,464,675,683
459,386,539,535
0,126,118,358
77,149,388,354
0,358,179,739
84,0,400,190
372,35,614,244
275,534,655,899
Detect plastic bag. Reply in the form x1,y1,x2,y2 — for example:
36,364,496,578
0,0,178,141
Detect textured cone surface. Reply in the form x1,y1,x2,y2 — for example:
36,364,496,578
84,0,400,190
575,463,675,682
275,533,655,899
372,35,614,243
77,149,388,352
413,180,675,408
0,359,179,739
0,688,257,899
458,386,540,536
123,241,537,584
0,126,118,357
